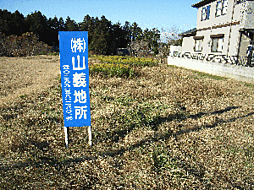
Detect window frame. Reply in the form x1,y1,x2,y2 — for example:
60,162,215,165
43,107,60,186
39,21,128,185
211,36,224,53
194,39,203,52
216,0,228,17
222,0,228,15
194,36,204,52
201,5,211,21
216,1,222,17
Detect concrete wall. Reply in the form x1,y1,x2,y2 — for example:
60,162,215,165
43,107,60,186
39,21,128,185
170,46,182,56
168,56,254,84
182,36,195,53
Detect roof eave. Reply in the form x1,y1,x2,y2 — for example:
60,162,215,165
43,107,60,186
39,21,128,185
180,28,197,37
192,0,216,8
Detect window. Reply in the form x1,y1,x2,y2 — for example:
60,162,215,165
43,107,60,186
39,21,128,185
201,5,211,21
211,36,224,52
222,0,228,15
216,0,228,17
194,36,204,52
194,39,203,52
236,0,245,4
216,1,222,16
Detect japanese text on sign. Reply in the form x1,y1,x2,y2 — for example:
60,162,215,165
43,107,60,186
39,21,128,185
59,31,91,127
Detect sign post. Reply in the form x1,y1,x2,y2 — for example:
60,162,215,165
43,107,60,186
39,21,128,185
59,31,91,147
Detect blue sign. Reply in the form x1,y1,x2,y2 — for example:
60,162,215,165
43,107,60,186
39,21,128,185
59,31,91,127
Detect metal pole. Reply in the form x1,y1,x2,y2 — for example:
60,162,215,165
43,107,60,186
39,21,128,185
88,126,92,147
64,126,69,148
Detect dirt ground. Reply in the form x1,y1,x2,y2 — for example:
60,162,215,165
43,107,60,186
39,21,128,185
0,55,60,104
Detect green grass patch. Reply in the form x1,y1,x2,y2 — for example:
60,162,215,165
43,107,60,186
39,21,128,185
92,55,159,67
191,70,228,80
244,82,254,88
89,63,134,78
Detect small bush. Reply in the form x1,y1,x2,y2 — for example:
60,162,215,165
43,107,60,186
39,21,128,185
93,55,158,67
89,63,134,78
0,32,53,57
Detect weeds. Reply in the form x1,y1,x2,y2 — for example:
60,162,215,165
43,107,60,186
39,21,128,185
92,55,159,67
89,63,134,78
190,70,228,80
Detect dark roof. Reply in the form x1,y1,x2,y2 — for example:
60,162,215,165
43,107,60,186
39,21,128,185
180,28,197,37
192,0,216,8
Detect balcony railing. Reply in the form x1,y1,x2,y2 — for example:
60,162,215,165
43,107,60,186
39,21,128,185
171,51,254,67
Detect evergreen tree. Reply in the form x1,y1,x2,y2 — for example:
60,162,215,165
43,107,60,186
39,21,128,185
0,9,26,36
65,16,78,31
130,22,142,41
0,9,161,55
26,11,51,44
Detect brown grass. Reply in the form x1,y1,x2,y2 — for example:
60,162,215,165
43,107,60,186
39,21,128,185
0,55,60,105
0,55,253,189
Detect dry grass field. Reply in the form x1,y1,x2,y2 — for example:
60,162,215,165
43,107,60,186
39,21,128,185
0,55,254,189
0,55,60,104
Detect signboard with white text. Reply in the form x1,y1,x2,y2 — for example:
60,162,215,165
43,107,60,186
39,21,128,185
59,31,91,127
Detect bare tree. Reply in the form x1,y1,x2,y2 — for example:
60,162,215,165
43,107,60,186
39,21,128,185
159,26,183,57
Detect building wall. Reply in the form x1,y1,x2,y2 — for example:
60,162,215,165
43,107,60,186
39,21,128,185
228,24,242,55
181,1,254,56
194,24,243,55
196,0,235,30
242,1,254,29
239,32,252,56
182,36,195,52
193,1,248,56
170,45,182,56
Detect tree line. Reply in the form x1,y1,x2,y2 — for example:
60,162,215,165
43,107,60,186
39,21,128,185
0,9,161,55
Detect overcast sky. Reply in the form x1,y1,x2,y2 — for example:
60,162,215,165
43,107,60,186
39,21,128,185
1,0,199,32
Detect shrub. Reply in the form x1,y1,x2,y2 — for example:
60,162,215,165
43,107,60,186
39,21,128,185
0,32,53,57
89,63,134,78
93,55,158,67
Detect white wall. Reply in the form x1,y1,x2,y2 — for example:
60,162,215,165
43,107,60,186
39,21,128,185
170,46,182,56
168,56,254,84
196,0,235,30
243,1,254,29
182,36,194,53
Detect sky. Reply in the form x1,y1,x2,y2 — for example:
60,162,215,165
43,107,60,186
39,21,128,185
1,0,199,33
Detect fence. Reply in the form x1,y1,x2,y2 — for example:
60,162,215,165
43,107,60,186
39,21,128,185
171,51,253,67
168,51,254,84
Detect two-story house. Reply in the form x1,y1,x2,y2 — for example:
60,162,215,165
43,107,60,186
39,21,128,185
181,0,254,61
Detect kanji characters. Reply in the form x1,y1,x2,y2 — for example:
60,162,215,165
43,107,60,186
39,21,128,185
60,32,90,126
64,88,71,101
71,38,86,53
74,106,88,119
64,77,71,87
74,89,87,103
72,55,86,70
73,72,87,87
62,63,73,120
